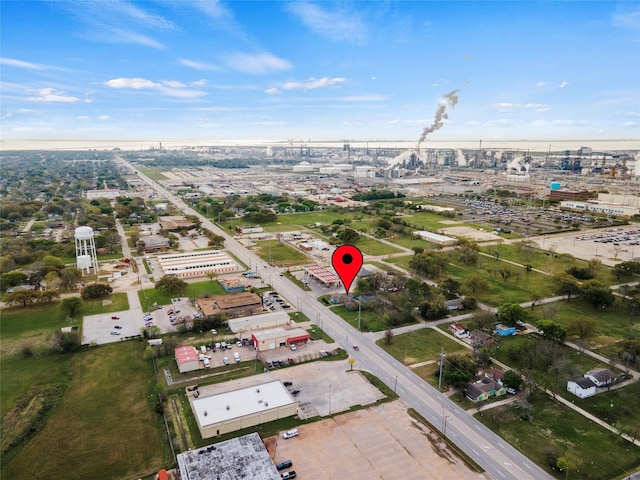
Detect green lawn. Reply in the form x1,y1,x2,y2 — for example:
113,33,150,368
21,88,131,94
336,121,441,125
377,327,468,365
254,240,310,267
328,303,411,332
2,342,167,480
475,392,640,480
355,236,404,256
0,294,128,357
139,280,227,310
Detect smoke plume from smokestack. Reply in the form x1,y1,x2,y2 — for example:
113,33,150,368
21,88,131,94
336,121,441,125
417,90,460,150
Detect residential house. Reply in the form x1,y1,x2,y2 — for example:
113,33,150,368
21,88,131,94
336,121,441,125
464,379,506,402
567,377,596,398
469,330,494,348
483,369,505,384
445,298,465,311
584,368,617,388
449,323,469,338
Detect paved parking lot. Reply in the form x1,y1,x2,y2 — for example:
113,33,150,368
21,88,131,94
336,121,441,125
272,400,489,480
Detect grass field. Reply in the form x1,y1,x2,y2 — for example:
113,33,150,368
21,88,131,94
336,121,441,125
328,303,408,332
1,342,167,480
0,294,128,358
254,240,310,267
377,327,468,365
475,392,640,480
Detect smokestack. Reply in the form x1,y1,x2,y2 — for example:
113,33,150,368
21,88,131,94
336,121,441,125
417,90,460,151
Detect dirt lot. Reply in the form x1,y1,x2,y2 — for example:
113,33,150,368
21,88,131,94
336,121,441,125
270,400,489,480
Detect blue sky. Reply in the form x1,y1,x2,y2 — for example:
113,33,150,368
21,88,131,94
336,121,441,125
1,1,639,144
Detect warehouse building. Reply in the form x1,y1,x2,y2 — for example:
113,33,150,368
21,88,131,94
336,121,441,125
176,432,280,480
191,380,297,438
197,292,263,318
413,230,458,246
175,346,200,373
228,311,291,334
158,250,238,278
251,327,311,352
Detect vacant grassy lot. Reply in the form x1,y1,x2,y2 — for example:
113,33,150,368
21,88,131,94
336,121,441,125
2,342,166,480
254,240,310,267
0,294,128,357
475,392,640,480
377,327,468,365
139,280,228,310
328,303,410,332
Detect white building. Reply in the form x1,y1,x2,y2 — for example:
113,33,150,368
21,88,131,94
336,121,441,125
227,311,291,334
191,380,297,438
85,189,120,199
567,378,596,398
175,346,200,373
158,250,238,278
413,230,458,246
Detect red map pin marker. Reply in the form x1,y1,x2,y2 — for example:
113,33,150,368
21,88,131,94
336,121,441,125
332,244,363,295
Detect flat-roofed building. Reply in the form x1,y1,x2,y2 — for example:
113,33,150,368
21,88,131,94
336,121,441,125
197,292,262,318
85,189,120,199
251,327,311,351
191,381,297,438
158,250,238,278
413,230,458,246
175,346,200,373
177,432,280,480
228,311,291,334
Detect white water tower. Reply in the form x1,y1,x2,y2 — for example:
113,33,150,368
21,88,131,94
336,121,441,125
74,226,99,275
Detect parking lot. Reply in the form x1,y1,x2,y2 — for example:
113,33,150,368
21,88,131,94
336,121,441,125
271,400,490,480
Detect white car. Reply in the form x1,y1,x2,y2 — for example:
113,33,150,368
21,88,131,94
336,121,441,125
289,344,297,351
282,428,299,439
110,330,121,335
236,341,243,347
223,357,230,365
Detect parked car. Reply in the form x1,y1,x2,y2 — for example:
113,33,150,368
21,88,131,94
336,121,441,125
145,321,153,327
289,344,297,351
283,380,293,386
236,341,243,347
110,330,121,335
281,303,291,309
223,357,230,365
289,389,300,396
281,472,296,479
352,345,359,351
111,315,120,320
157,305,162,309
282,429,299,439
276,460,293,470
210,329,217,335
113,325,122,329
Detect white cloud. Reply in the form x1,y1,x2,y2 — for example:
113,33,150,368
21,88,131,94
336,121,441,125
0,57,44,69
106,78,162,89
621,121,638,127
265,87,281,95
624,111,640,118
225,52,292,74
190,79,208,87
282,77,345,91
559,81,569,88
286,2,368,45
179,58,221,71
27,88,82,103
612,8,640,30
77,115,89,120
162,80,186,88
492,102,549,113
105,77,207,99
98,115,110,120
537,82,546,87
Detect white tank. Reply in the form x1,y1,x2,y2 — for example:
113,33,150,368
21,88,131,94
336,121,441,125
74,226,94,240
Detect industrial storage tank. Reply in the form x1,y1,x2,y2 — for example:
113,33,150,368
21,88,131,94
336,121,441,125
550,181,562,190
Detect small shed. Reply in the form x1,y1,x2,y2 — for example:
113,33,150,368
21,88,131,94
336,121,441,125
567,377,596,398
175,346,200,373
495,324,516,336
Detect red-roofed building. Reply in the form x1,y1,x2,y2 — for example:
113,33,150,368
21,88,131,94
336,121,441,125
175,346,200,373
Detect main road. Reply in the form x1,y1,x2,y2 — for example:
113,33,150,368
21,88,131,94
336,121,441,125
115,156,553,480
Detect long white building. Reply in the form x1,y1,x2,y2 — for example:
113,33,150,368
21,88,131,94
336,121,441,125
158,250,238,278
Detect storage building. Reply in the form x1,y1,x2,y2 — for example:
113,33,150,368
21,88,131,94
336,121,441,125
175,346,200,373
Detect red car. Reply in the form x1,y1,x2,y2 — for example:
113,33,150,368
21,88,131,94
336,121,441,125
352,345,359,351
111,315,120,320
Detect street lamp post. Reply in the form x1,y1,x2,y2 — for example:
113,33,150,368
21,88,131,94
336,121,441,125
357,300,362,331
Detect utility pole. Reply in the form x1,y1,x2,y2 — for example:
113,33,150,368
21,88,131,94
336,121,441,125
438,347,445,389
357,300,362,331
